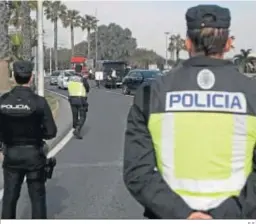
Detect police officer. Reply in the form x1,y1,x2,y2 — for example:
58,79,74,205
68,64,90,139
123,5,256,219
0,61,57,219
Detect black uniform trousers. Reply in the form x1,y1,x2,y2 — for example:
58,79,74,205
71,104,87,130
2,167,46,219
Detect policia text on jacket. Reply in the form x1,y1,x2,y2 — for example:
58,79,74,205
166,91,246,113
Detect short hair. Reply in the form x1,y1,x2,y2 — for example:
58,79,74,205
75,64,82,73
14,72,32,85
187,14,229,55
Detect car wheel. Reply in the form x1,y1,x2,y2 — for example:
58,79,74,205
122,85,130,95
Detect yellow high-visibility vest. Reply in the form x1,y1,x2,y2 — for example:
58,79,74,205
148,93,256,211
67,76,86,97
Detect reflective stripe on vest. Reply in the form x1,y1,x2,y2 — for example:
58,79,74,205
148,112,256,211
67,81,86,97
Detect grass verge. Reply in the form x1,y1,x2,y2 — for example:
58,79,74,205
45,92,59,119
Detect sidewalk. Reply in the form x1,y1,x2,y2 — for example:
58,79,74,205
0,93,72,189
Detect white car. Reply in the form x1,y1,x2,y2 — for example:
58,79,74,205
57,70,75,89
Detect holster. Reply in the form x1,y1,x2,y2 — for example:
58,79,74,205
44,157,57,180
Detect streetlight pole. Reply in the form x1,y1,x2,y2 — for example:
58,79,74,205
95,8,98,68
37,0,44,96
164,32,170,68
49,47,52,74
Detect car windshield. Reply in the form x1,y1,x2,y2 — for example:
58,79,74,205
65,71,75,76
141,70,163,78
103,62,126,72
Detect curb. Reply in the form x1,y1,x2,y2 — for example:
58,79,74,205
45,90,73,150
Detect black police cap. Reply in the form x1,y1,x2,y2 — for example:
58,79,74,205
13,60,34,74
186,5,231,29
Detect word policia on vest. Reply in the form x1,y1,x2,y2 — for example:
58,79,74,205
1,104,31,110
165,91,247,113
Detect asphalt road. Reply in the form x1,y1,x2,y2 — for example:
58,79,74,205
14,82,144,219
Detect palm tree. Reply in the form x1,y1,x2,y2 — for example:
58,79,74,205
44,1,67,70
61,9,80,56
0,1,11,92
233,49,254,73
174,34,185,60
80,15,97,59
9,0,37,61
9,1,22,29
168,35,176,61
20,1,32,60
168,34,185,61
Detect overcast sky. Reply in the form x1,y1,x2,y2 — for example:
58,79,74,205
43,1,256,59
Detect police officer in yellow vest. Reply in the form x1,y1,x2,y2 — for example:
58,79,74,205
123,4,256,219
68,64,90,139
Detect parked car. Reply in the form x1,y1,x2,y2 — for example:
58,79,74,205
57,70,75,89
50,71,60,85
122,69,163,95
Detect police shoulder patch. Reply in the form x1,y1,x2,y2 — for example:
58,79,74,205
197,69,215,90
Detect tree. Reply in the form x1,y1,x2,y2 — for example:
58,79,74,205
168,35,176,61
233,49,255,73
61,9,80,56
44,0,67,70
168,34,185,61
80,15,97,59
0,1,11,92
20,1,31,60
129,48,165,69
8,0,37,61
174,34,185,60
89,23,137,60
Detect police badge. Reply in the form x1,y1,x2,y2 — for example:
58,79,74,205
197,69,215,90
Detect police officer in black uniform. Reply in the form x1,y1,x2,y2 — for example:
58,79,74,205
0,61,57,219
124,5,256,219
68,64,90,139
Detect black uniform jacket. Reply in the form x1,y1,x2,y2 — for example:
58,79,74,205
0,86,57,170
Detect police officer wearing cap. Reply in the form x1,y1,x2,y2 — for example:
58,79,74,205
68,64,90,139
0,60,57,219
123,5,256,219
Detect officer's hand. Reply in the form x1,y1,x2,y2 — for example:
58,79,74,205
187,212,212,219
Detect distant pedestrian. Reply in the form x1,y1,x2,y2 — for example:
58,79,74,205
111,68,117,89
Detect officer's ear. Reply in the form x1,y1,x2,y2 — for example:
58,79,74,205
224,37,233,52
185,38,192,52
